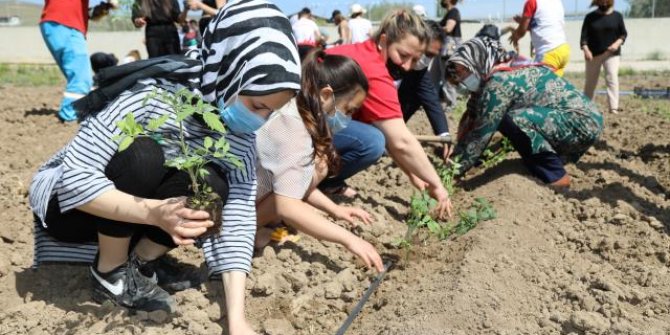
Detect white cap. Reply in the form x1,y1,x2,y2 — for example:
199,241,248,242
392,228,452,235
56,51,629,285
412,4,427,17
350,3,367,15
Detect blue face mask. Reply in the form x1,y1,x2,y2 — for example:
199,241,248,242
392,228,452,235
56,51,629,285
218,98,266,134
458,73,481,93
327,107,352,134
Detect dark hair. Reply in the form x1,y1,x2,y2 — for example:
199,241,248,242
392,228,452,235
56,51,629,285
441,0,459,8
426,19,446,42
591,0,614,8
90,52,118,74
298,50,369,173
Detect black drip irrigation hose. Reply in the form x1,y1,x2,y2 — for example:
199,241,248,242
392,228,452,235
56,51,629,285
334,261,395,335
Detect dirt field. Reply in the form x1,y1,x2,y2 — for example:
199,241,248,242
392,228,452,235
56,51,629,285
0,73,668,335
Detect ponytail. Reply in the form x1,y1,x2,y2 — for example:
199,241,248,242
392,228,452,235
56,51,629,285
297,49,369,175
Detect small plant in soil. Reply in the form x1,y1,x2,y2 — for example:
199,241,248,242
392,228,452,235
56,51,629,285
437,157,462,196
393,190,439,262
452,197,497,236
113,88,241,237
481,137,513,169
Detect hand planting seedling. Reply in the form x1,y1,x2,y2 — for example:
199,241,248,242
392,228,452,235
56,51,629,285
114,88,242,237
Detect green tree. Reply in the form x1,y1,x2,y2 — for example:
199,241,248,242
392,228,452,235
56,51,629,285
366,1,414,21
626,0,670,18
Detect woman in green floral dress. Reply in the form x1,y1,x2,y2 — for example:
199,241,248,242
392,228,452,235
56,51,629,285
445,36,603,187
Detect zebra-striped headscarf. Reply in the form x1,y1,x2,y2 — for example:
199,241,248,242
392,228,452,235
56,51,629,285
447,36,509,78
75,0,300,117
196,0,301,104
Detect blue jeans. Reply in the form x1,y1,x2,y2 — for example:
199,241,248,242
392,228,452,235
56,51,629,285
319,120,386,190
399,69,450,136
40,21,92,121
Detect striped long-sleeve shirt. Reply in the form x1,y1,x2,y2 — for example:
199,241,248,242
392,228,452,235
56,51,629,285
29,78,257,275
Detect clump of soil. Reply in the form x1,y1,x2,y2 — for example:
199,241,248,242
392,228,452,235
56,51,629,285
0,73,668,335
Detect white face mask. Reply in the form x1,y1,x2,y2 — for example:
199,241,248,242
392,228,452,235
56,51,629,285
414,55,433,71
458,73,481,93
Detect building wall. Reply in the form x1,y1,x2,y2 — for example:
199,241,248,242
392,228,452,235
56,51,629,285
2,18,669,69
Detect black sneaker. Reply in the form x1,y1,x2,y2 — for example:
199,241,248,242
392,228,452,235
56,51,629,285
90,254,176,313
135,254,203,292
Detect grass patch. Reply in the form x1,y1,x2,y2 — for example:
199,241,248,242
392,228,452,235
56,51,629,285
644,50,666,61
618,66,636,77
0,63,64,86
634,98,670,120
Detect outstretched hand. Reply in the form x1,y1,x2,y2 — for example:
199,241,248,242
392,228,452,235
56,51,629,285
345,237,384,273
150,197,213,245
334,206,373,226
428,185,453,220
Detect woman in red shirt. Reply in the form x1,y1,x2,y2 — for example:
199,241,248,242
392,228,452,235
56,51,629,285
324,10,452,219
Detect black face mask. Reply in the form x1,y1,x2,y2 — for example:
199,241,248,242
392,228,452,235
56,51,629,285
386,58,408,81
598,5,609,11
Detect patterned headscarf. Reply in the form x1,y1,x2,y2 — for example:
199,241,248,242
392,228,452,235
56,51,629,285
446,36,509,78
196,0,302,104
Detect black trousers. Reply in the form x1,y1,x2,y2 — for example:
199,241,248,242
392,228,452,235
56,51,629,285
44,138,229,248
145,24,181,58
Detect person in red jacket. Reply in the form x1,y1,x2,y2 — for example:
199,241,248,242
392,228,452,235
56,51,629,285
40,0,116,122
323,10,452,219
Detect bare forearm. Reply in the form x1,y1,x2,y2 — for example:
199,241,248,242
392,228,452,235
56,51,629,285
276,196,351,245
222,271,250,332
78,189,159,226
305,189,339,217
386,134,442,189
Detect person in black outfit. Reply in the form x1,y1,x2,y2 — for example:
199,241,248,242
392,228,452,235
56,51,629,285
581,0,627,114
439,0,462,108
132,0,186,58
399,20,451,161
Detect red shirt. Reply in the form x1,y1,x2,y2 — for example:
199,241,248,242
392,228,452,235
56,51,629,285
326,39,402,124
41,0,89,35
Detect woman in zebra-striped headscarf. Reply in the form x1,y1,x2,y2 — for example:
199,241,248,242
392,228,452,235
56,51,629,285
29,1,299,332
445,35,602,188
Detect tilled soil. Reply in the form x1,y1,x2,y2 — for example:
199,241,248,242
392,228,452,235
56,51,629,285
0,75,668,335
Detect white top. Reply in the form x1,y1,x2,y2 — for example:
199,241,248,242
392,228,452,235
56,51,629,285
292,17,320,46
523,0,567,57
349,17,373,44
255,98,315,201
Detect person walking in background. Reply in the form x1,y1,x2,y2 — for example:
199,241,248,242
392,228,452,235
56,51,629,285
186,0,226,34
581,0,627,114
348,3,373,44
132,0,186,58
509,0,570,77
439,0,462,108
330,10,351,45
292,7,321,60
39,0,117,122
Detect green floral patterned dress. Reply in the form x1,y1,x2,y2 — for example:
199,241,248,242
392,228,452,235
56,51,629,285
453,66,603,174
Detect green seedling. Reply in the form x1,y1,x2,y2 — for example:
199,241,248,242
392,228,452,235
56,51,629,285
453,197,497,236
113,88,242,236
437,157,462,196
394,190,439,262
481,137,513,169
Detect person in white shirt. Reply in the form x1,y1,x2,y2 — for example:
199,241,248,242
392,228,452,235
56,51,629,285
292,7,322,60
255,50,383,272
348,3,373,43
509,0,570,76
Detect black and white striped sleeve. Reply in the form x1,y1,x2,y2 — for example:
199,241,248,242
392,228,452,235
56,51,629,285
200,134,258,275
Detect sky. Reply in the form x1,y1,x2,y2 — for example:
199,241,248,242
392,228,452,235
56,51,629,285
17,0,630,20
